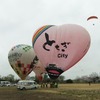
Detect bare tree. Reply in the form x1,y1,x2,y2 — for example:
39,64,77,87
89,72,99,83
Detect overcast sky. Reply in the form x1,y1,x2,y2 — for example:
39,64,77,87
0,0,100,79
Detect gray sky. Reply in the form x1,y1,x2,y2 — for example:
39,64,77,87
0,0,100,79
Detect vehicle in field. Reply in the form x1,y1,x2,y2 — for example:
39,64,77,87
0,81,11,87
17,80,38,90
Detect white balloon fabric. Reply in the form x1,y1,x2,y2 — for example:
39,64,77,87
8,44,38,80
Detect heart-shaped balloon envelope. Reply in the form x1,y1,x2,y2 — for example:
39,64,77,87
8,44,38,80
32,24,91,79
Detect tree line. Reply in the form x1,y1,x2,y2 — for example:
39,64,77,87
0,72,100,84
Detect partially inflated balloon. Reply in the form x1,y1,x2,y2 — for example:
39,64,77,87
33,61,46,81
32,24,91,80
8,44,38,80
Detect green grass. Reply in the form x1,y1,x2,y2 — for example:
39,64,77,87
0,84,100,100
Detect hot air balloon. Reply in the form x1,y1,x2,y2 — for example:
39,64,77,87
32,24,91,80
33,61,46,81
8,44,38,80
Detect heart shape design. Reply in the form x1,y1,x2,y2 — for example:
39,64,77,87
32,24,91,79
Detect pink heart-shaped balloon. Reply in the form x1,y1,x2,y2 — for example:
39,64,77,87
32,24,91,79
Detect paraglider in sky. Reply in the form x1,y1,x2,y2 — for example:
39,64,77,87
87,16,98,25
8,44,38,80
87,16,98,21
33,61,47,81
32,24,91,80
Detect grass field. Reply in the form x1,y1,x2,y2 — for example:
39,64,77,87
0,83,100,100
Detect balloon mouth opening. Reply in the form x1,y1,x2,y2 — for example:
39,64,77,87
46,64,64,80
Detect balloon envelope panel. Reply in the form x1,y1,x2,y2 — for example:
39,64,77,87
33,61,46,81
